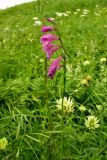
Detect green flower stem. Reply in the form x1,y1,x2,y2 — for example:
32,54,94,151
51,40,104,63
44,51,52,129
53,23,67,159
45,56,48,109
53,23,66,114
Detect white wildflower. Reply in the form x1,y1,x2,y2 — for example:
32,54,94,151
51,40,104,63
94,12,101,16
79,105,86,112
66,11,71,14
96,5,99,8
56,97,74,113
74,12,78,15
76,9,81,12
28,39,33,42
100,57,106,63
56,12,64,17
34,20,42,26
85,115,99,129
33,17,38,20
83,60,90,66
56,12,69,17
40,58,44,62
80,14,86,17
83,9,89,13
96,105,103,111
83,11,88,15
63,13,69,17
4,27,9,32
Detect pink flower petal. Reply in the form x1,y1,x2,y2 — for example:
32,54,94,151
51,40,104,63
43,42,61,59
47,17,55,23
47,56,63,79
41,26,54,32
40,34,59,43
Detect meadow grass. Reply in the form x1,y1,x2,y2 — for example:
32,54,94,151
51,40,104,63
0,0,107,159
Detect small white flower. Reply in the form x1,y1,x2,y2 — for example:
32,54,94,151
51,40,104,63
96,5,99,8
34,20,42,26
80,14,86,17
96,105,103,111
28,39,33,42
83,9,89,13
83,11,88,15
94,12,101,16
4,27,9,32
79,105,86,112
74,12,78,15
76,9,81,12
56,97,74,113
56,12,64,17
63,13,69,17
83,60,90,66
85,115,99,129
100,57,106,63
33,17,38,20
66,11,71,14
40,58,44,62
56,12,69,17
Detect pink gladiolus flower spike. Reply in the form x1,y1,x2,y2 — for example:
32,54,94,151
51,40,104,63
47,17,55,23
41,26,54,32
40,34,59,43
47,56,63,79
43,42,61,59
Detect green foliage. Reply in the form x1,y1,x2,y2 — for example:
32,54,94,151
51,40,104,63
0,0,107,159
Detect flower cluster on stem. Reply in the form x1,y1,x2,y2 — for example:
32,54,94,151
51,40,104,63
40,18,67,159
40,19,63,78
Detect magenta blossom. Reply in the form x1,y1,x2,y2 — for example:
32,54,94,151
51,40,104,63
47,17,55,23
40,34,59,43
47,56,63,79
43,42,61,59
41,26,54,32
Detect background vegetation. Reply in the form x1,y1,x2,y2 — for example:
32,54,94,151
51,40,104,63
0,0,107,159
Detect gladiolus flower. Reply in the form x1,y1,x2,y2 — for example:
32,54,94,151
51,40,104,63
47,56,63,79
40,34,59,43
47,17,55,22
43,42,61,59
41,26,54,32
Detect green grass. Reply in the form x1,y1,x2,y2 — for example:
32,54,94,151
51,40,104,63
0,0,107,159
